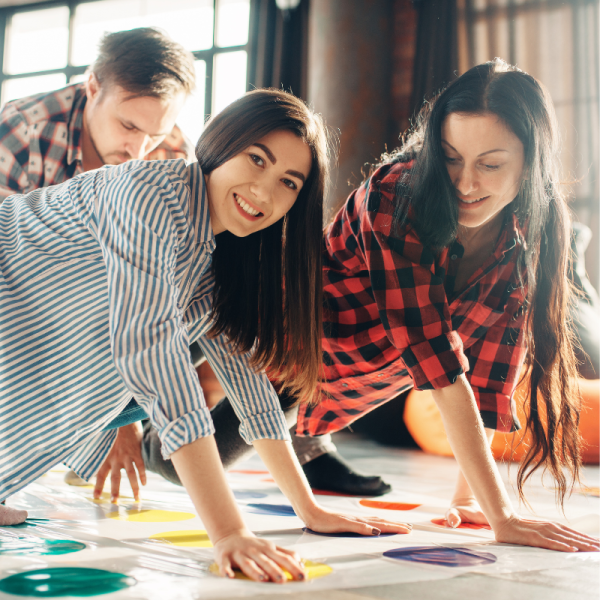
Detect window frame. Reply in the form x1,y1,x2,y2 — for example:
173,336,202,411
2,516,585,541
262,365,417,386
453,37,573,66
0,0,255,118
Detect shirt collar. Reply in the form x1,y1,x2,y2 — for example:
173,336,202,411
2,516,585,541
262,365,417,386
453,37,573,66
187,161,216,248
66,84,87,167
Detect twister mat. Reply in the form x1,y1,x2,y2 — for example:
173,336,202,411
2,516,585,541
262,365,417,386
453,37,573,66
1,438,598,599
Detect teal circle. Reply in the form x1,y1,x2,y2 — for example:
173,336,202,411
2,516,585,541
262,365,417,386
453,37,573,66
0,538,86,556
0,568,136,597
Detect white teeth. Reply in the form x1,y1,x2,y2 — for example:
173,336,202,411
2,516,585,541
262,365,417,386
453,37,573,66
461,196,487,204
235,194,260,216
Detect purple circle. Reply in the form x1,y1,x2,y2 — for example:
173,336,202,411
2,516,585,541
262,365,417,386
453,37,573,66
383,546,497,568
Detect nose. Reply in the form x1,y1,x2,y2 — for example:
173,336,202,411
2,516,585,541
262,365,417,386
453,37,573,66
249,175,275,208
125,133,152,160
453,166,479,197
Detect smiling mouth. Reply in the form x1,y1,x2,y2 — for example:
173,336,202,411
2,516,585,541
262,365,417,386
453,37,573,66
234,193,263,218
458,195,490,205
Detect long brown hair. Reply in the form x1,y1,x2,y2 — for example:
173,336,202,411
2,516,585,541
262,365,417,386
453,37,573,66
196,89,330,403
393,59,581,505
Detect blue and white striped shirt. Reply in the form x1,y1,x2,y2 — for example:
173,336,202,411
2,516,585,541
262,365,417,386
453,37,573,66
0,159,289,500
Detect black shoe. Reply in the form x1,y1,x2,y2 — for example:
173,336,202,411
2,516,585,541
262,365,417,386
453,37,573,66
302,451,391,496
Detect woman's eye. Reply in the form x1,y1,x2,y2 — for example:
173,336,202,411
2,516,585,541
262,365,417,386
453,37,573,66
250,154,264,167
121,123,135,131
483,164,501,171
444,156,457,163
282,178,297,190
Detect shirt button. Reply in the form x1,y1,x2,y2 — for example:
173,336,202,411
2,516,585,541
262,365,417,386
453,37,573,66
342,383,348,387
451,254,458,260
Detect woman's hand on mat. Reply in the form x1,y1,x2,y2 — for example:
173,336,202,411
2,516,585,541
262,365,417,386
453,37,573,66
94,423,146,502
213,529,306,583
304,507,412,536
445,497,489,528
494,515,600,552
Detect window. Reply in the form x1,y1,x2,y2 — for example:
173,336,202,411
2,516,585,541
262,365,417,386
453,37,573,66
0,0,253,143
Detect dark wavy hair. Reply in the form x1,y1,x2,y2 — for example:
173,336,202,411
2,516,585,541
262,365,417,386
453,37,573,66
392,59,581,506
196,89,330,403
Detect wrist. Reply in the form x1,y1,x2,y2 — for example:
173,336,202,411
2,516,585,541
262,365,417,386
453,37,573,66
212,527,253,547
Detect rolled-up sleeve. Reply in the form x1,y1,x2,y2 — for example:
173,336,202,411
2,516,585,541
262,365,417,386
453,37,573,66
93,164,214,459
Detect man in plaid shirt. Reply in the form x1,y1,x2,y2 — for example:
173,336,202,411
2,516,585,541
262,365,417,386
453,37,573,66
296,158,527,438
0,27,195,203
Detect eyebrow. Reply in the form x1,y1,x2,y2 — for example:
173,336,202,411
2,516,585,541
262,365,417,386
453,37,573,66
441,140,509,157
121,119,171,137
254,143,307,183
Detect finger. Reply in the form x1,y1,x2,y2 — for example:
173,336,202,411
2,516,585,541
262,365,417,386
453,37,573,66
337,518,381,536
555,524,600,545
531,532,579,553
235,556,270,583
219,557,235,579
124,463,140,501
446,508,462,529
93,466,109,499
550,529,600,552
135,458,147,487
358,517,413,534
270,546,306,581
251,551,288,584
110,467,122,502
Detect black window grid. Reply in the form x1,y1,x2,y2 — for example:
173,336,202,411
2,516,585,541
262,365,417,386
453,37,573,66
0,0,256,120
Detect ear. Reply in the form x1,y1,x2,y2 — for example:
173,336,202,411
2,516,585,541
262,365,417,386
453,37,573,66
85,71,102,102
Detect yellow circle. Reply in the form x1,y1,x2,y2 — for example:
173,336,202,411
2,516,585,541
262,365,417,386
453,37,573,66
149,530,212,548
108,509,195,522
209,559,332,581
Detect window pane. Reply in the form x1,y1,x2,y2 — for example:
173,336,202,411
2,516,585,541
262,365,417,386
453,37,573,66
212,51,247,115
69,73,88,85
72,0,214,67
176,60,206,145
5,7,69,74
2,74,67,105
215,0,250,47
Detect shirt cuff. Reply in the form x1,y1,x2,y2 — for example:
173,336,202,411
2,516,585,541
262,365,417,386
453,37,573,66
159,407,215,459
239,408,291,444
401,331,468,390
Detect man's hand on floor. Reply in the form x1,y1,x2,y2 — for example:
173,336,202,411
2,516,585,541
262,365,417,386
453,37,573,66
94,422,146,502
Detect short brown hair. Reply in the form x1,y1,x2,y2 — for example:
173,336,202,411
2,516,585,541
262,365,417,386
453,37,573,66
91,27,195,99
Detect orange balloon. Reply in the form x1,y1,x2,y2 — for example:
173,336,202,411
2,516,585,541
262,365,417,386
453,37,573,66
403,378,599,465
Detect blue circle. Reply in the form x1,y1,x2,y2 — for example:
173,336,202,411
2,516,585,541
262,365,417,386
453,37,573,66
383,546,497,568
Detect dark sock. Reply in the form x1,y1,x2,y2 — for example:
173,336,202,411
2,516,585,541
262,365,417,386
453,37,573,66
302,452,391,496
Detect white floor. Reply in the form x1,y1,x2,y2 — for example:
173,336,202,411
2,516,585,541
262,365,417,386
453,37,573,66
1,432,599,600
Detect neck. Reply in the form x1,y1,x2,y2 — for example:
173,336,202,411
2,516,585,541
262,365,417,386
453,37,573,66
80,104,104,172
457,213,504,258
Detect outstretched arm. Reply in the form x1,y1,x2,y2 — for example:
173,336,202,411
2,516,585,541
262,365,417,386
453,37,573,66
253,439,412,536
432,374,599,552
170,435,306,583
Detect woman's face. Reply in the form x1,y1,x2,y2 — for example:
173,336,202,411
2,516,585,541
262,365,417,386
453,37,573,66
205,129,312,237
441,112,525,231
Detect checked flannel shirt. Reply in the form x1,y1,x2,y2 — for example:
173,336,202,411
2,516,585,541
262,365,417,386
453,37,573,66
0,83,194,202
297,160,528,437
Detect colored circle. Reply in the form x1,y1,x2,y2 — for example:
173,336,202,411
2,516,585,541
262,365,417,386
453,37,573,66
383,546,496,568
0,568,136,597
107,509,195,522
302,527,397,538
0,538,86,556
245,503,296,517
149,530,212,548
359,500,421,511
430,518,492,531
209,559,332,581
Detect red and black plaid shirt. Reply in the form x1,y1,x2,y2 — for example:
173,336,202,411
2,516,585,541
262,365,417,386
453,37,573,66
0,83,194,201
297,160,528,436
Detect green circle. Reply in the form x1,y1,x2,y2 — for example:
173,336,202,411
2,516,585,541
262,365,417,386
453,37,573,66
0,538,86,556
0,568,136,597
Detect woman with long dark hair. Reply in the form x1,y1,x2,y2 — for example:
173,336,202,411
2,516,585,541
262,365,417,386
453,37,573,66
0,89,409,582
294,59,598,550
